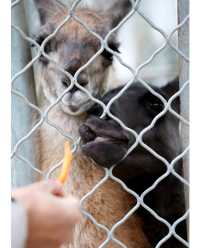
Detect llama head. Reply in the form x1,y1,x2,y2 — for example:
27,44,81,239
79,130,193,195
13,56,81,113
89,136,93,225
79,79,181,180
33,0,130,115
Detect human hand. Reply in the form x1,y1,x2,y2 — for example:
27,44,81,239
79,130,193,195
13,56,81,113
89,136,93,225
12,180,81,248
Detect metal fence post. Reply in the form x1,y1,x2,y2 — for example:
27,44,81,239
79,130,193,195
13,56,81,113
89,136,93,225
178,1,189,235
178,1,189,183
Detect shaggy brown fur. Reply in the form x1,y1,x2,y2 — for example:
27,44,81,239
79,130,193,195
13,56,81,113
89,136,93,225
33,0,150,247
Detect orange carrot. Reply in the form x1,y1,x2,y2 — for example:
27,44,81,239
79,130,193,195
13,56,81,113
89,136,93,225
57,141,73,184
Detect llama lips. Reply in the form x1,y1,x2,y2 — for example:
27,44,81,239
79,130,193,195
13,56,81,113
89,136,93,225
79,124,97,144
79,117,129,143
79,118,129,168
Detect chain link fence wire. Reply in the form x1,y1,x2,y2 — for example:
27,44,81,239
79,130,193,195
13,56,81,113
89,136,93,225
11,0,189,247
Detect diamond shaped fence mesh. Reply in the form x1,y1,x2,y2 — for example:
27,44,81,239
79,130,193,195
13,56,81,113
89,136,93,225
11,0,189,247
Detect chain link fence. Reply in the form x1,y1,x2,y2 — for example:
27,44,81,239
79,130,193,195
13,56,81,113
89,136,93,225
11,0,189,247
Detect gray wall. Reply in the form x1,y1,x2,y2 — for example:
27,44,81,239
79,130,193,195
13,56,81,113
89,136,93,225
11,1,38,187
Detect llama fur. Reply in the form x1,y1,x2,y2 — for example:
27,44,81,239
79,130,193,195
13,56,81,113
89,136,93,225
33,0,150,247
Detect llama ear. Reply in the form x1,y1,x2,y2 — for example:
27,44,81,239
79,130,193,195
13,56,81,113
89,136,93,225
108,0,132,28
34,0,66,25
162,78,179,99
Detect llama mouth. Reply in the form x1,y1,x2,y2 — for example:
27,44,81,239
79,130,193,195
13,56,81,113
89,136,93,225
60,99,93,115
80,134,128,168
79,122,129,145
79,120,129,167
82,136,125,148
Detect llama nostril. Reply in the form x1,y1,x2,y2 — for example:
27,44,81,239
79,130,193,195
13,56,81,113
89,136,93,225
79,79,88,87
77,73,88,88
69,86,79,94
68,82,88,94
79,124,96,143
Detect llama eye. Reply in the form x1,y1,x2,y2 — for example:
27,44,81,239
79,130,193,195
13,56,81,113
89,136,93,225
62,78,70,87
149,101,164,113
35,35,45,46
34,35,53,54
30,36,45,48
43,42,52,54
143,93,164,115
32,35,53,64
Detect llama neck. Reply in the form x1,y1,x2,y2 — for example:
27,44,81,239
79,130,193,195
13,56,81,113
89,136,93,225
41,99,86,137
39,100,87,171
38,99,149,248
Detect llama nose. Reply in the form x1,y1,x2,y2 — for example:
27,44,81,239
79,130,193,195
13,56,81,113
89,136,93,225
77,74,88,87
62,78,88,93
69,80,88,93
64,61,88,92
62,74,88,94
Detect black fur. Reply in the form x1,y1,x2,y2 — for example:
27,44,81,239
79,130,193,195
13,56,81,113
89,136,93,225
79,79,187,247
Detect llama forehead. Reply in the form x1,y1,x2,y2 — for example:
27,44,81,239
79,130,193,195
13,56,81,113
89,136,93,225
48,8,109,39
47,39,102,72
56,32,101,56
39,10,109,63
